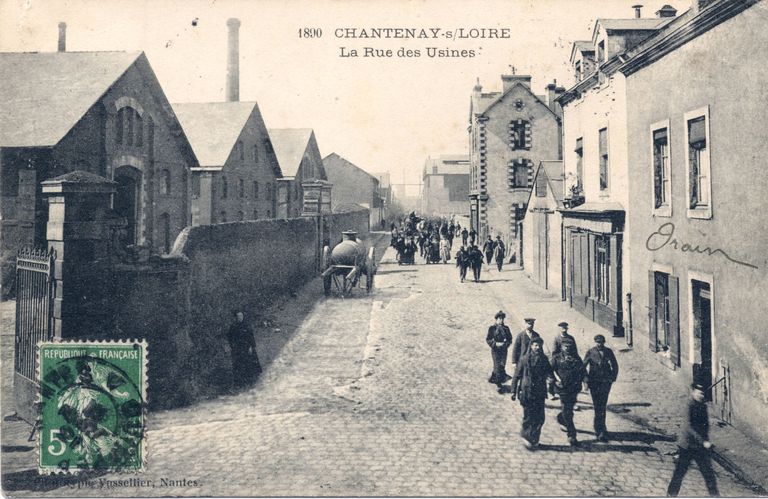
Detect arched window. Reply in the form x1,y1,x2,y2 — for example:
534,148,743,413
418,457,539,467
237,210,244,221
221,176,228,199
116,107,144,147
116,108,126,144
252,144,259,162
135,113,143,147
253,180,259,199
159,213,171,254
220,211,227,223
238,178,244,198
160,169,171,195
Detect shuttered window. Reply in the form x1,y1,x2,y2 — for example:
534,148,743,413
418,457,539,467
509,120,531,150
653,127,670,210
598,128,608,190
688,115,709,209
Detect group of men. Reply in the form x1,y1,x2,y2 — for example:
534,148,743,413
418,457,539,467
455,235,507,283
486,313,618,448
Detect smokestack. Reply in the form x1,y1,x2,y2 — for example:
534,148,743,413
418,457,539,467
225,18,241,102
58,22,66,52
632,4,643,18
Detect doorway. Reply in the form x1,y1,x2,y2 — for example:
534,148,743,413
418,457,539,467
692,279,713,400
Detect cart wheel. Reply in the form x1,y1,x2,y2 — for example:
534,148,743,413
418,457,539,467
323,274,332,296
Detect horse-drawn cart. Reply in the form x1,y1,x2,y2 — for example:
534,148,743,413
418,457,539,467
322,231,376,296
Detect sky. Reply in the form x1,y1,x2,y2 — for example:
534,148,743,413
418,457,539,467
0,0,685,193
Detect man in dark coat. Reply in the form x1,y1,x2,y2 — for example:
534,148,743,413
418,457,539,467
511,318,541,369
469,245,483,282
550,341,586,445
510,336,553,449
482,235,495,266
493,235,506,271
461,227,469,247
583,334,619,441
455,245,470,282
469,229,477,246
551,322,579,358
227,311,262,389
486,311,513,392
666,382,719,496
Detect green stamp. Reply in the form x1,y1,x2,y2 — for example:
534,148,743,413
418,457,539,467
37,341,147,473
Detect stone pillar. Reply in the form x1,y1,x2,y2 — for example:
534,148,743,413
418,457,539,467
41,171,117,339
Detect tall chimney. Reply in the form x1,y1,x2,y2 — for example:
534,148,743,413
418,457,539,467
632,4,643,18
502,74,532,92
225,18,241,102
58,22,66,52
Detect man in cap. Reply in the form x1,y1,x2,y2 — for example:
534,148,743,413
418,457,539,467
551,322,579,358
486,311,513,393
583,334,619,442
510,336,553,449
666,382,719,496
511,318,541,370
482,235,495,266
493,235,506,271
550,341,586,446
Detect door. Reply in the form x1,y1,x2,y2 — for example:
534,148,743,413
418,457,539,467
114,167,140,246
692,280,713,400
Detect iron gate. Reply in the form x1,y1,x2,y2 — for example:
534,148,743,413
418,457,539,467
14,247,55,380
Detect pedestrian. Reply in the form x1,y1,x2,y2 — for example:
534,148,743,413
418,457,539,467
482,235,495,266
469,228,477,246
486,310,513,392
511,318,541,369
469,245,483,282
461,227,469,247
455,245,470,282
510,336,553,450
551,321,579,358
227,310,262,390
493,235,506,271
666,382,720,497
550,342,586,446
583,334,619,442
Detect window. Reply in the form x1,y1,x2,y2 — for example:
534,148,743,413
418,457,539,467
651,121,671,215
116,107,143,146
238,178,244,198
253,180,259,199
221,176,228,199
266,182,272,200
116,108,125,144
575,138,583,188
597,40,605,63
236,141,244,161
160,169,171,195
574,61,582,81
685,107,711,218
509,119,531,150
598,128,608,190
134,113,143,147
252,144,259,162
514,163,528,188
126,108,134,146
595,235,610,303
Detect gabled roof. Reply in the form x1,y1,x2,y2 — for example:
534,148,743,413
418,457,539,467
598,18,669,32
268,128,314,178
471,91,501,117
479,82,559,120
527,161,565,210
570,40,594,63
172,101,258,168
323,152,377,182
0,51,142,147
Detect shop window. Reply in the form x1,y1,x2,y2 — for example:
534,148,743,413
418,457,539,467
595,235,610,303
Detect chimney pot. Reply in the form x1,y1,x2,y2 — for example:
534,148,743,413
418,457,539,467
632,4,643,18
225,18,241,102
58,22,66,52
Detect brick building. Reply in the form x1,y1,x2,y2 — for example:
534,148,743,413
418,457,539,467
468,72,562,265
173,101,282,224
0,49,197,293
420,155,469,217
558,9,673,337
268,129,328,219
619,0,767,443
322,152,383,227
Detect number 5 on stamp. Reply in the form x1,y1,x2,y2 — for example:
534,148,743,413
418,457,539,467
37,340,148,473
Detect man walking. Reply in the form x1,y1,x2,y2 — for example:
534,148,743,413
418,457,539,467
455,245,470,282
482,235,495,266
583,334,619,442
461,227,469,247
511,318,541,369
550,342,586,446
510,336,553,449
469,245,483,282
551,322,579,357
666,382,720,496
493,235,506,271
469,228,477,246
486,311,513,393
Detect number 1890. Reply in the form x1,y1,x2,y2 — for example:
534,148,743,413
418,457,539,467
298,27,322,38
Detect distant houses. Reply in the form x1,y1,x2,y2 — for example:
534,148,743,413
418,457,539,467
420,155,469,217
322,152,384,227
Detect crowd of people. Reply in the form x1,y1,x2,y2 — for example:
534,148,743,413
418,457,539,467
389,212,510,281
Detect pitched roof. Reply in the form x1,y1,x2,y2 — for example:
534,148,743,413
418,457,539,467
323,152,377,181
598,18,669,31
424,155,469,175
541,161,565,204
471,92,501,116
268,128,314,177
172,101,257,168
478,82,558,120
0,51,142,147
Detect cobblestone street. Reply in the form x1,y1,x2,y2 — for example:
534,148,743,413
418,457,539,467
2,239,764,496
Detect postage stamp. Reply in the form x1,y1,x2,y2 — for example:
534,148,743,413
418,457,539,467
37,340,148,474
